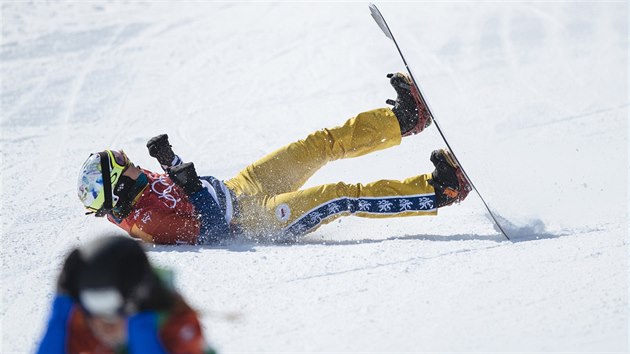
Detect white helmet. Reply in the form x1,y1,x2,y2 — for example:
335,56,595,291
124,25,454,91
77,150,131,216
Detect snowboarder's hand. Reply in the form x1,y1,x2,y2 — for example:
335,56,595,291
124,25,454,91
169,162,203,195
57,249,84,299
385,72,412,106
147,134,176,166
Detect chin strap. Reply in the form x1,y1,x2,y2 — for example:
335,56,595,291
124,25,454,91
110,172,149,219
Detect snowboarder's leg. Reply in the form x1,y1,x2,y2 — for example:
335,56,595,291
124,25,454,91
234,173,437,238
225,108,402,197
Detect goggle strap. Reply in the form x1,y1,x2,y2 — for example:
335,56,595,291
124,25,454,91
98,151,113,214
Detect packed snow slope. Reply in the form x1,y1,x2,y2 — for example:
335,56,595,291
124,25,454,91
1,2,627,353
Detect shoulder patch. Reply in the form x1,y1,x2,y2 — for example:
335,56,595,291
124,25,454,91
275,203,291,222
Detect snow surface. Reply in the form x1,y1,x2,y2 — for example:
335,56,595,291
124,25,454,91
1,2,628,353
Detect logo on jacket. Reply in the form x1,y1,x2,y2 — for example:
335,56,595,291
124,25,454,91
275,203,291,222
151,176,181,209
141,212,152,224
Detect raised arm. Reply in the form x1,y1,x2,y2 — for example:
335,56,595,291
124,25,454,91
146,134,183,172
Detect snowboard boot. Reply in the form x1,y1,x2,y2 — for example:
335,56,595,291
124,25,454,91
428,149,471,207
386,72,432,136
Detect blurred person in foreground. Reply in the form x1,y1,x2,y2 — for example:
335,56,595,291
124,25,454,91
77,73,471,245
36,236,216,354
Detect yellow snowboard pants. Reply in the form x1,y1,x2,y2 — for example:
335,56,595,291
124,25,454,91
224,108,437,238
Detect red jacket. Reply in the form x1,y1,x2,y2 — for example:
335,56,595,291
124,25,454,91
109,170,201,245
38,295,214,354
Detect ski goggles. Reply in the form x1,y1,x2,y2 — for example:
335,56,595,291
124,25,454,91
109,150,130,168
79,288,125,318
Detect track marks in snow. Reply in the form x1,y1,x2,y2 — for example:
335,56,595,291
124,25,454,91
284,241,507,283
59,26,124,126
515,103,630,130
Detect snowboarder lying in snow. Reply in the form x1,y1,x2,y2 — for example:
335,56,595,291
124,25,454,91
77,73,470,245
36,236,215,353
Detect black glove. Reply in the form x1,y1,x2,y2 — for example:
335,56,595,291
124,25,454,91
147,134,176,166
57,249,84,299
169,162,203,195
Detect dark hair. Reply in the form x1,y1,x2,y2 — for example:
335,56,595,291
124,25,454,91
74,236,174,315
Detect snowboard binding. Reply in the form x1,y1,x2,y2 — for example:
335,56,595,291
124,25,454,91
428,149,471,207
386,72,432,136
